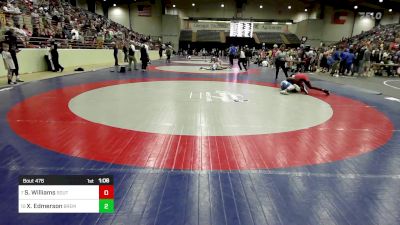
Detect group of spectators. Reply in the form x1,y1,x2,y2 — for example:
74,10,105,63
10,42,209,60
252,23,399,77
0,0,158,49
323,23,400,76
177,23,399,78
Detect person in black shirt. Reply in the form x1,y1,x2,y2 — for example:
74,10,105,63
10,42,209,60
159,44,164,59
4,29,23,82
111,42,119,72
140,44,149,72
122,44,128,62
352,47,364,76
50,43,64,72
245,47,252,68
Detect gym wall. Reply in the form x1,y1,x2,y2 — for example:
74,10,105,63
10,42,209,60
0,49,160,77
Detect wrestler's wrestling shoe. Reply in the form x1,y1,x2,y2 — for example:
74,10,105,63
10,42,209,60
280,90,289,95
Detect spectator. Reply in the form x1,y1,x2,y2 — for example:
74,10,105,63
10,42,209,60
122,43,128,62
50,43,64,72
339,48,349,75
140,43,149,72
228,44,237,68
1,42,18,84
71,27,79,41
362,47,371,77
165,45,172,64
345,49,355,75
128,40,137,71
330,47,341,75
111,42,118,72
4,29,22,81
238,47,247,71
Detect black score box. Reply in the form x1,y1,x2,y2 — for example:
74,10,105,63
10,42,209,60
18,175,114,213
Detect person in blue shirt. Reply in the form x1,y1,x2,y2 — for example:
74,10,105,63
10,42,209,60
345,49,355,75
228,45,237,68
339,49,349,75
330,47,341,75
327,54,335,73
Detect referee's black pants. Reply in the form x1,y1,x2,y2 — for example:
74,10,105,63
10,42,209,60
275,60,288,79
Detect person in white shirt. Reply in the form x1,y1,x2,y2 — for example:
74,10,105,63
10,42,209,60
143,42,150,64
71,28,79,41
202,48,207,61
31,10,40,28
128,40,138,71
45,45,55,71
238,47,247,71
1,43,17,84
3,4,16,14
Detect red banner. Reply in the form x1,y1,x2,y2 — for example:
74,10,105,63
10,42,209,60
138,5,151,17
332,12,348,24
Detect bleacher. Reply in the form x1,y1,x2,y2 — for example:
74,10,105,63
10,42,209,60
256,32,284,44
196,30,221,42
179,30,192,42
284,33,301,45
0,0,158,49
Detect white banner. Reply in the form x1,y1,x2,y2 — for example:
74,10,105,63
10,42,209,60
188,22,288,32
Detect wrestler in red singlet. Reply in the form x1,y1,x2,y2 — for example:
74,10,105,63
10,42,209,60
288,73,330,95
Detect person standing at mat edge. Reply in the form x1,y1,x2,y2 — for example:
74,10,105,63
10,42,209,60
111,42,119,72
140,43,149,72
159,44,165,59
228,45,237,68
238,47,247,71
245,47,252,68
4,29,23,82
166,45,172,63
1,42,17,84
50,43,64,72
122,43,128,63
275,44,289,79
128,40,138,71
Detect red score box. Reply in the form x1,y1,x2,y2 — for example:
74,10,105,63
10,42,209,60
99,185,114,199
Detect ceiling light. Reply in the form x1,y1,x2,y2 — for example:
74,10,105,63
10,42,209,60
272,22,279,25
379,0,383,2
192,3,195,6
173,4,176,7
286,22,292,25
113,3,116,6
305,9,308,12
259,5,263,9
354,5,358,9
388,9,392,12
288,5,291,9
221,3,224,8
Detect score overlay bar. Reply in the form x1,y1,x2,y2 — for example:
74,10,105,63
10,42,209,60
19,175,114,213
